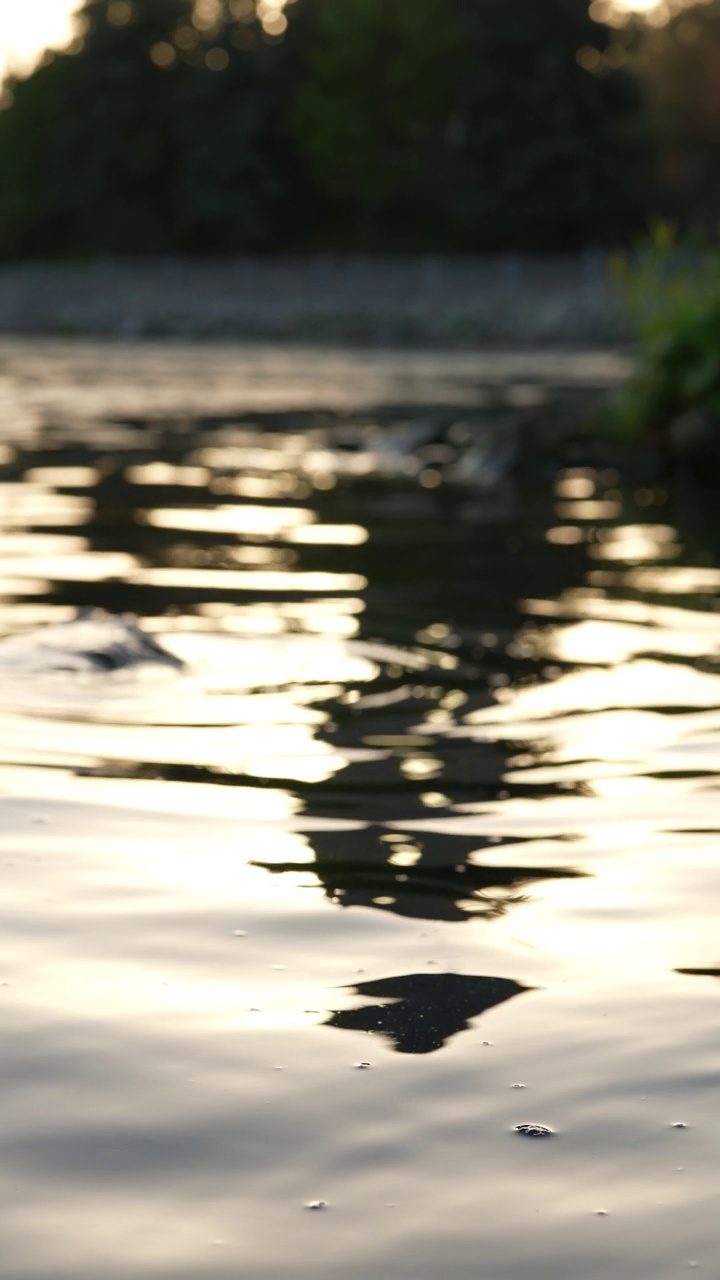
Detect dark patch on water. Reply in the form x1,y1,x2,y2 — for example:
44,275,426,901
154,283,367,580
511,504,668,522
675,969,720,980
325,972,531,1054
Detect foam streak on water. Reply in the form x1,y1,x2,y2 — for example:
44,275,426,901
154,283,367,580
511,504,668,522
0,344,719,1280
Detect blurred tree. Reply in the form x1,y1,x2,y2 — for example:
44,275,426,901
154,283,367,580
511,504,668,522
624,1,720,229
0,0,645,256
0,54,72,257
166,3,293,250
286,0,642,248
286,0,461,243
0,0,292,254
447,0,643,247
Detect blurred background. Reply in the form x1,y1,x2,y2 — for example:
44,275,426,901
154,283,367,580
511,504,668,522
0,0,717,259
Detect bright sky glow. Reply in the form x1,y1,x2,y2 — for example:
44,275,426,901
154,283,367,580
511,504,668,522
0,0,80,80
0,0,669,85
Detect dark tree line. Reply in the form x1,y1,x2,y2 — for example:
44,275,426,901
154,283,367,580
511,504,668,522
622,0,720,232
0,0,655,256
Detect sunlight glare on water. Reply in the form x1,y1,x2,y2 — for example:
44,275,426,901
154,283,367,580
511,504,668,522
0,339,719,1280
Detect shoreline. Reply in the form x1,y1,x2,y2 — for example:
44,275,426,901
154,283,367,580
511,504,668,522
0,254,630,347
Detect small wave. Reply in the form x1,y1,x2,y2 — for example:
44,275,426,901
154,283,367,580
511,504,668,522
0,609,183,674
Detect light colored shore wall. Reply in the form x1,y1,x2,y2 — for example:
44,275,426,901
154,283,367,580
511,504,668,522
0,254,628,346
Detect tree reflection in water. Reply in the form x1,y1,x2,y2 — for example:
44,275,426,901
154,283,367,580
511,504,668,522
254,826,585,924
675,968,720,979
326,972,531,1054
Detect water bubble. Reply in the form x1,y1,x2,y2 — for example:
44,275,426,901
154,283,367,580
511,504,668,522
513,1123,554,1139
482,1040,494,1046
305,1201,328,1211
232,930,247,937
594,1210,609,1217
671,1122,689,1129
354,1062,372,1070
510,1083,527,1090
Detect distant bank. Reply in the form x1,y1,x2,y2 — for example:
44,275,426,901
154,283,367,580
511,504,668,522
0,255,630,347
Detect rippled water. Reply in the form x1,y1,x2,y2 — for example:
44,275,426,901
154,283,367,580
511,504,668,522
1,342,719,1280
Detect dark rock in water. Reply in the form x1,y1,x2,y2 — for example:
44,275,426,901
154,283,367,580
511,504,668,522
513,1123,554,1139
666,409,720,478
0,609,182,673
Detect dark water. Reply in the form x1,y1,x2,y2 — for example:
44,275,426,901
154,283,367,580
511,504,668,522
1,341,719,1279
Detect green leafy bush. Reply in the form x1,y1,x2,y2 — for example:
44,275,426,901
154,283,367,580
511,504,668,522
607,224,720,437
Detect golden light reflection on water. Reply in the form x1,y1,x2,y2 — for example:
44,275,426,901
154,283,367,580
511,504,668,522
0,715,385,784
554,475,596,499
126,463,210,486
143,504,315,535
554,499,622,521
287,524,368,546
189,596,366,637
24,466,100,488
625,565,720,593
0,491,91,526
3,363,720,1279
0,534,86,556
0,603,76,630
0,765,307,818
0,552,137,581
523,592,720,631
464,660,720,723
0,578,50,597
221,474,311,500
132,567,367,592
226,545,296,567
523,617,719,664
589,524,681,562
546,525,584,545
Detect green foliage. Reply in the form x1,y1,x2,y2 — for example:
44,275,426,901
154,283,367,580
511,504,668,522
289,0,459,218
606,224,720,437
287,0,642,248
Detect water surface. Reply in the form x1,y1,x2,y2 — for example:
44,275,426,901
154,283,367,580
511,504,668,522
0,340,718,1280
